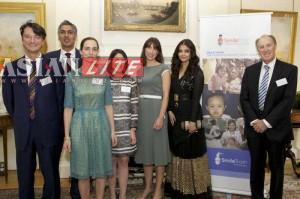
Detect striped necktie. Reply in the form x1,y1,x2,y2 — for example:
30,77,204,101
258,65,270,110
29,61,37,119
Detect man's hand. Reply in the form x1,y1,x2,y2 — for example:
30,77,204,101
253,119,267,133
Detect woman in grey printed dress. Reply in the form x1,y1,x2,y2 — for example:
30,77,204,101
135,37,171,199
107,49,139,199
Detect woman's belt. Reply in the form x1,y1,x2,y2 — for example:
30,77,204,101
173,94,192,102
139,94,162,99
180,95,191,101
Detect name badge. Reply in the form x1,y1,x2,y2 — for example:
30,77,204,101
121,86,131,93
276,78,288,87
92,78,103,85
40,76,52,86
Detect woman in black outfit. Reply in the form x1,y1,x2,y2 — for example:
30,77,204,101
167,39,212,199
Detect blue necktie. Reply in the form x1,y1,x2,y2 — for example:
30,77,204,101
258,65,270,110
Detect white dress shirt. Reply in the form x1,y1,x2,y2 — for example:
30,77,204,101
25,54,42,83
59,48,76,71
258,58,276,90
251,58,277,129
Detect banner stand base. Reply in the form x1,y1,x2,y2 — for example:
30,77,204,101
212,187,268,198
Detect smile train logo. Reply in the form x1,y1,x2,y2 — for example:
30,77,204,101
215,152,222,165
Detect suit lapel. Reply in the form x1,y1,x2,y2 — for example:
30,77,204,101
75,49,81,58
253,62,262,109
16,56,29,91
49,50,63,75
56,50,63,67
36,55,48,95
266,60,281,99
75,49,81,69
55,50,64,75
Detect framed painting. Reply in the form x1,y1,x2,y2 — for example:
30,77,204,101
0,2,46,61
0,57,12,114
105,0,186,32
241,9,298,63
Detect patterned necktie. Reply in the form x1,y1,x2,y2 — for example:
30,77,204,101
258,65,270,110
29,61,37,119
65,52,72,72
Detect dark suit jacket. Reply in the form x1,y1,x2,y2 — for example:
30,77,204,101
46,49,81,58
2,55,65,150
44,48,81,137
240,59,298,142
45,49,81,71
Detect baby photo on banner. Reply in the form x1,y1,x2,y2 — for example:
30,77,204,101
202,58,257,176
199,13,271,195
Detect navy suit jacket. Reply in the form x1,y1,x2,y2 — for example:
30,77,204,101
2,55,65,150
45,48,81,107
45,49,81,73
240,59,298,142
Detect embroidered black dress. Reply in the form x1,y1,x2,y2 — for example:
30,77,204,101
167,67,212,198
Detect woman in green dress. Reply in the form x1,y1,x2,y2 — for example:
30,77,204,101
135,37,171,199
63,37,117,199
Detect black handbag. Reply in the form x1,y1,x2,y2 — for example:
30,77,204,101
172,123,207,159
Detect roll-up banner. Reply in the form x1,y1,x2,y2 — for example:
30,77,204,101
199,13,271,195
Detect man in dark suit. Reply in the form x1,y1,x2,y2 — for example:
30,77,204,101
240,34,297,199
2,22,64,199
45,20,81,199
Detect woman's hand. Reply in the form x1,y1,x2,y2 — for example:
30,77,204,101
188,121,198,134
63,137,71,152
130,128,137,145
111,132,118,147
168,111,176,126
153,116,164,130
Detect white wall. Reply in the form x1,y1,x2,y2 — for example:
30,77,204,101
1,0,300,170
238,0,300,82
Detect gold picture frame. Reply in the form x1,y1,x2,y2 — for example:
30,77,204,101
0,2,46,61
104,0,186,32
241,9,298,63
0,57,12,115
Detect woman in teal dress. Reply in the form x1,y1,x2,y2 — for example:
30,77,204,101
63,37,117,199
135,37,171,199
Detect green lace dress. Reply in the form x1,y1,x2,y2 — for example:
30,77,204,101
64,72,113,179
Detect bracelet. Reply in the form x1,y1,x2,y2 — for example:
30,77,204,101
64,136,70,140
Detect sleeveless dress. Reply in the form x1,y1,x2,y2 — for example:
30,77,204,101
64,72,113,179
135,64,171,166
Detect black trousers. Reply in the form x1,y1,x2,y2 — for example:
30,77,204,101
70,177,81,199
16,137,62,199
247,133,286,199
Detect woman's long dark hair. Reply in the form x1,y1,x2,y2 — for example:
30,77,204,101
171,39,200,78
140,37,164,66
